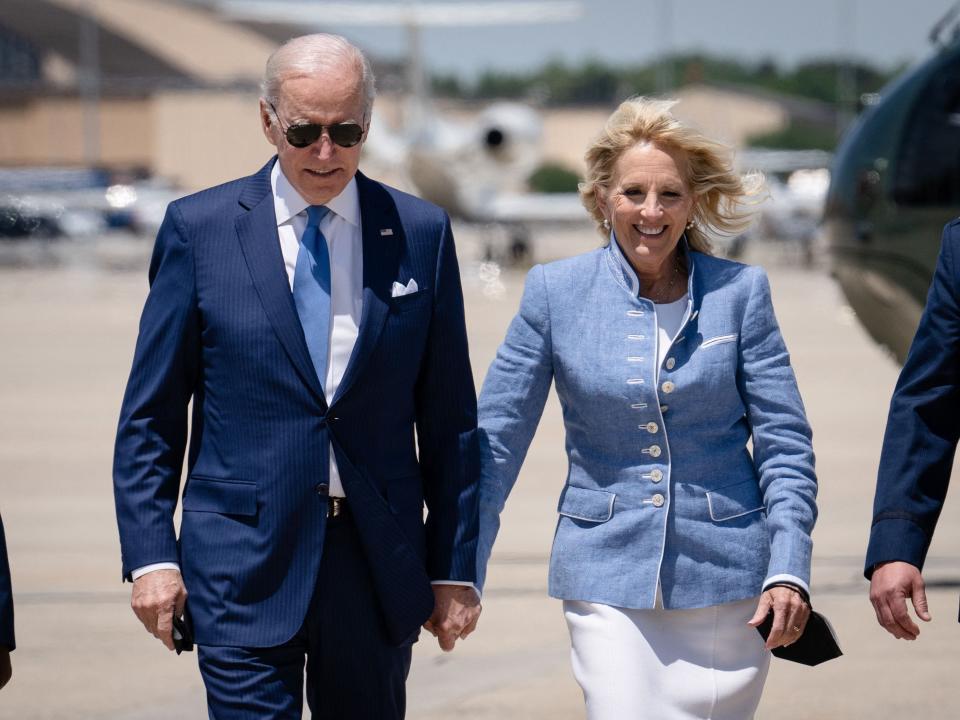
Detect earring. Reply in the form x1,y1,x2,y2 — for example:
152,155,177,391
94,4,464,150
602,218,611,231
685,218,695,230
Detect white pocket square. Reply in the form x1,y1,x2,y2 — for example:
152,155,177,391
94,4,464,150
391,279,418,297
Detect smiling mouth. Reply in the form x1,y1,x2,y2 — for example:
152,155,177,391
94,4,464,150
306,168,340,178
634,225,666,238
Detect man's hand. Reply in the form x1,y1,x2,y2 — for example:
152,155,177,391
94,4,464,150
0,648,11,690
131,569,188,651
748,586,811,650
422,584,481,652
870,560,931,640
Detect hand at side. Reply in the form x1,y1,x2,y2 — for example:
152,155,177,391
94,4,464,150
131,569,188,651
748,585,811,649
423,584,481,652
869,560,930,639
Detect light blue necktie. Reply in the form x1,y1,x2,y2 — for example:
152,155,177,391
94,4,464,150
293,205,332,392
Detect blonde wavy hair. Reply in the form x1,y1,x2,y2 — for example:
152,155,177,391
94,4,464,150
579,97,764,255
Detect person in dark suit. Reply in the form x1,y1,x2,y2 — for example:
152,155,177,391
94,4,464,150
113,34,480,718
0,513,14,691
867,218,960,640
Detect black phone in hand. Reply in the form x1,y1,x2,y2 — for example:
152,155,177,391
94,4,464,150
172,614,194,654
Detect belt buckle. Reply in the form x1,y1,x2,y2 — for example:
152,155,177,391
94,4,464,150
327,496,344,518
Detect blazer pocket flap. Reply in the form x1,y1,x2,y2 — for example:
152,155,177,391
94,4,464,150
700,333,738,349
706,480,763,522
182,477,258,516
557,485,615,523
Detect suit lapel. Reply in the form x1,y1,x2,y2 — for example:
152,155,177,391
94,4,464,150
332,172,401,403
235,158,327,407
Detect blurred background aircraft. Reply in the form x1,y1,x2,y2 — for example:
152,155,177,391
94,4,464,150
223,1,590,261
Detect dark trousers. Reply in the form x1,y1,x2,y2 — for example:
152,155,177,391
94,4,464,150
198,508,413,719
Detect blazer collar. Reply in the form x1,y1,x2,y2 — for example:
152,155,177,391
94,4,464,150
235,157,328,405
606,231,698,308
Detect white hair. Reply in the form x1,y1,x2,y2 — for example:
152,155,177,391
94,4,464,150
261,33,376,117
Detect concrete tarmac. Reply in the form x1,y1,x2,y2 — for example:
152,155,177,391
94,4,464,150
1,227,959,718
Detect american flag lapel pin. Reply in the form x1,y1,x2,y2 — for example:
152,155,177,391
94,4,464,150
380,228,394,236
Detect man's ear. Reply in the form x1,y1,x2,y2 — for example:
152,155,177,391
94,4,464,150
259,100,278,147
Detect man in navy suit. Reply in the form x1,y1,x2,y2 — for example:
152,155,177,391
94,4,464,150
0,514,14,691
867,218,960,640
113,34,481,718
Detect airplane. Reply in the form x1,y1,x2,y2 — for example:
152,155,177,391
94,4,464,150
822,2,960,364
735,149,832,261
221,0,589,261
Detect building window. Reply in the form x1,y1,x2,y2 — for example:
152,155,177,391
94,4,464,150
0,24,41,84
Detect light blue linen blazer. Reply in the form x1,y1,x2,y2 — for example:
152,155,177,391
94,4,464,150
476,238,818,609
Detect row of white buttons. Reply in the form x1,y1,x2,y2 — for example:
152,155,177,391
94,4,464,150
625,309,665,507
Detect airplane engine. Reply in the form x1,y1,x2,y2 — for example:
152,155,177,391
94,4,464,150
475,103,543,176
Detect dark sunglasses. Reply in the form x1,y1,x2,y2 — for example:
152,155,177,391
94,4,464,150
268,101,365,149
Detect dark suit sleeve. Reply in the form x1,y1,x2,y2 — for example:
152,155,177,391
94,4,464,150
113,204,200,580
414,215,480,583
865,220,960,577
0,515,14,651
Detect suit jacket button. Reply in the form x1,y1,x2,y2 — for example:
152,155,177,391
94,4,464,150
315,483,329,496
650,469,663,482
661,381,675,394
665,357,676,370
647,445,662,458
652,494,665,507
646,422,659,433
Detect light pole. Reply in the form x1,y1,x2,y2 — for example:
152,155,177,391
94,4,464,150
79,0,101,165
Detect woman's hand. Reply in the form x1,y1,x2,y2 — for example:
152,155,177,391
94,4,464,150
748,585,810,650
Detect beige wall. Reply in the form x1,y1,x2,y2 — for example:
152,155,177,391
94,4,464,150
541,107,611,174
150,90,271,190
0,97,152,167
671,85,787,147
49,0,276,84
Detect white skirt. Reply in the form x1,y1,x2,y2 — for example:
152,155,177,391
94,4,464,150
563,597,770,720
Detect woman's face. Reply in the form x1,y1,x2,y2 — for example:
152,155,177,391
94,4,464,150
598,141,696,273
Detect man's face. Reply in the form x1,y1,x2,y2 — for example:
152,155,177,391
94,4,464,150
260,64,368,205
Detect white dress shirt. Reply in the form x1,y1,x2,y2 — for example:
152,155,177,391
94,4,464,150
273,162,363,499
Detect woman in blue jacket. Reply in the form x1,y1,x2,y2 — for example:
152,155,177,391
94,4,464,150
476,97,818,719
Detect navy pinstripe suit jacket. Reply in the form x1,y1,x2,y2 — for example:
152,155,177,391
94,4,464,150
113,159,480,647
0,514,13,651
866,219,960,579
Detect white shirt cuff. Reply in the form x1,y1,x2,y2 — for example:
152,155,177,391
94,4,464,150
131,562,181,581
431,579,479,597
762,573,809,597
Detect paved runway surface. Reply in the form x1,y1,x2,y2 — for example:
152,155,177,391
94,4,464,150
1,227,959,718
